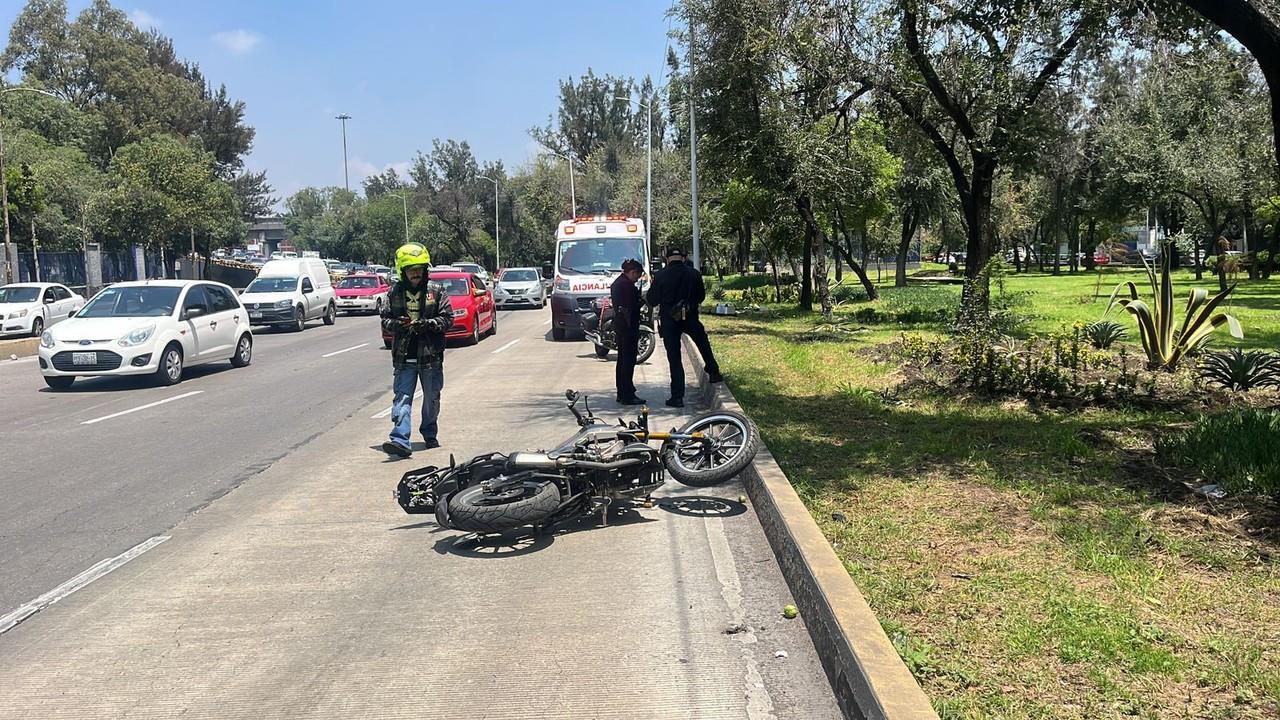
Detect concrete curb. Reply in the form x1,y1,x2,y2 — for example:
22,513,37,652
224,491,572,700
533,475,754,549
682,334,938,720
1,337,39,359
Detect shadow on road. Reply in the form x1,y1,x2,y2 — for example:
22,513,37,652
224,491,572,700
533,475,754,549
658,495,747,519
433,530,554,558
38,364,233,393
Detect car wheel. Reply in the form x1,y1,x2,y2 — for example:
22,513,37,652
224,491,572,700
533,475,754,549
44,375,74,390
293,306,306,332
487,311,498,337
30,316,44,338
231,333,253,368
156,344,183,386
323,302,336,325
467,320,480,345
552,327,566,341
375,297,384,315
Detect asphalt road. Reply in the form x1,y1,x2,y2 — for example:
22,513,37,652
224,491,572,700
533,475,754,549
0,306,841,718
0,312,395,614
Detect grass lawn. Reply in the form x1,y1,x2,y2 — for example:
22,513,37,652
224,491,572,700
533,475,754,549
704,273,1280,719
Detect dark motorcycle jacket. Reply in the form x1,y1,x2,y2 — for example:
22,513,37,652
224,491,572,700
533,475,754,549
380,280,454,369
610,274,642,336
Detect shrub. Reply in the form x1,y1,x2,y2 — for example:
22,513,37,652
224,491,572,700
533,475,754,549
1107,247,1242,370
710,285,727,302
778,284,798,303
1084,320,1126,350
830,284,867,305
1198,348,1280,391
1156,409,1280,497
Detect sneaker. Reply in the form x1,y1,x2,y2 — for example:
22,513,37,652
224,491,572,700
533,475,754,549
708,372,724,384
617,396,648,406
665,398,684,408
423,438,441,450
382,441,412,458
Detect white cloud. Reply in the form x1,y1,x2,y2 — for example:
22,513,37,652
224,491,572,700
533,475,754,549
212,29,263,56
129,9,161,29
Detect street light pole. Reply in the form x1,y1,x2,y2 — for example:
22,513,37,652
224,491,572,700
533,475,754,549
543,150,577,217
335,113,352,192
688,15,701,270
0,86,61,285
478,176,500,271
396,193,410,242
616,94,656,255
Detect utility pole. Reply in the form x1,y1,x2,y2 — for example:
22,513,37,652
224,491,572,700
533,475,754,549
544,150,577,217
616,93,656,256
335,113,352,192
479,176,500,270
688,15,700,270
0,86,62,284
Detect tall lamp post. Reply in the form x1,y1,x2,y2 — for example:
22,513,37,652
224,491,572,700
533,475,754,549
0,86,61,286
615,92,659,256
478,176,500,271
335,113,352,192
395,192,411,242
542,150,579,218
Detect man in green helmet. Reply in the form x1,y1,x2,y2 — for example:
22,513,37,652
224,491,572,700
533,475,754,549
379,243,454,457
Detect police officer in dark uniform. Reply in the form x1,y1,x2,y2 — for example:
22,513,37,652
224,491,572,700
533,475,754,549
611,258,647,405
646,246,722,408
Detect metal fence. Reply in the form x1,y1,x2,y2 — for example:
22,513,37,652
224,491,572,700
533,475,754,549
11,249,168,291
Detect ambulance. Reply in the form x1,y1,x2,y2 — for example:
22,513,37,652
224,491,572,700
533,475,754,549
548,215,648,341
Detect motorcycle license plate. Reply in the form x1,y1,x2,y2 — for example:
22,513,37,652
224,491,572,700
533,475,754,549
72,352,97,365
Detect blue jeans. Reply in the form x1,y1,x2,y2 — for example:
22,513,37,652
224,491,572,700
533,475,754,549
389,363,444,449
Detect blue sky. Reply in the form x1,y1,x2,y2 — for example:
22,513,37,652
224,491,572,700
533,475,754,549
0,0,676,203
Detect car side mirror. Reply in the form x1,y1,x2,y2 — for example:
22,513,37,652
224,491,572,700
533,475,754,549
473,288,486,296
44,297,56,304
302,286,313,294
184,307,206,320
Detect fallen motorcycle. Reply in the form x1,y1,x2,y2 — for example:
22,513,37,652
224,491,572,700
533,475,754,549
395,390,760,534
579,297,657,364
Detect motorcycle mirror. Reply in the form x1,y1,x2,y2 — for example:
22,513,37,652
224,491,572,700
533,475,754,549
565,389,579,402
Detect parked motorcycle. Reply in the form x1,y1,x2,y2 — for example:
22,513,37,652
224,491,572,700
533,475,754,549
579,297,657,363
395,389,760,535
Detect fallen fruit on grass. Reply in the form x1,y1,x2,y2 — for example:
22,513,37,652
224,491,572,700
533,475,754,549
782,604,798,619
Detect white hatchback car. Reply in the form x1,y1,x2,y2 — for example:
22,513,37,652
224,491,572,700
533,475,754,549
38,280,253,390
0,282,85,337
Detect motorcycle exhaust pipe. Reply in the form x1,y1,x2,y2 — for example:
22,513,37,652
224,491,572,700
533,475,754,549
560,457,643,471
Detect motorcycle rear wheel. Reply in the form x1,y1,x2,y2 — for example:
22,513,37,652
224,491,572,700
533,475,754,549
594,343,610,359
447,481,561,533
662,410,761,486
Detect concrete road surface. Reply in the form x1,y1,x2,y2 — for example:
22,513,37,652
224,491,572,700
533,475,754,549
0,308,841,718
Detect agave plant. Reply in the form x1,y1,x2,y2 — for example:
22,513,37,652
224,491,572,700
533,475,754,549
1199,348,1280,391
1084,320,1126,350
1106,250,1242,370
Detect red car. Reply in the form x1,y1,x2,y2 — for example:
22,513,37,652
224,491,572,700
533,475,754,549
380,270,498,348
335,272,389,315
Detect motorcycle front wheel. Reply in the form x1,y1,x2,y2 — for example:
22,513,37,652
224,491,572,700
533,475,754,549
447,481,561,534
662,410,761,486
637,330,656,364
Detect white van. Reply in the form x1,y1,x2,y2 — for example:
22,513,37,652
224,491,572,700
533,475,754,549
239,258,337,331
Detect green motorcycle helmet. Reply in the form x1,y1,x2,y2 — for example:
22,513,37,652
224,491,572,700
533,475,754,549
395,242,431,277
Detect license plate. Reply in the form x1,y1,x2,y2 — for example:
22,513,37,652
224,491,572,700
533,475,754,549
72,352,97,365
249,311,262,319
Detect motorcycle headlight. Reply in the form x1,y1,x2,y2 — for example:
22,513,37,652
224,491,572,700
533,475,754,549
118,324,156,347
276,300,293,308
9,308,29,319
40,330,55,349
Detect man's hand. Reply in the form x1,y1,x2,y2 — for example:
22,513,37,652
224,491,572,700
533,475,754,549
398,316,413,328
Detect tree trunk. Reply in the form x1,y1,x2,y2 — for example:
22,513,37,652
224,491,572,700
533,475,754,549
1265,221,1280,280
800,217,814,312
834,225,843,283
895,208,916,287
1035,223,1045,272
799,198,878,301
1083,217,1097,271
814,220,832,319
960,158,996,316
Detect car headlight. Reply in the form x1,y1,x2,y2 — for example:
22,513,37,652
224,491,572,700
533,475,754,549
452,309,467,317
40,330,55,349
276,300,293,308
118,324,156,347
554,276,570,292
8,309,28,319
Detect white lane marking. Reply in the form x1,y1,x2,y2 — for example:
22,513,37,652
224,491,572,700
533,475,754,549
0,535,170,635
371,390,422,419
491,338,521,355
80,391,203,426
321,342,369,358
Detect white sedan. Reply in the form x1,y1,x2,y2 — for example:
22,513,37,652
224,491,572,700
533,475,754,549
38,280,253,390
0,283,84,338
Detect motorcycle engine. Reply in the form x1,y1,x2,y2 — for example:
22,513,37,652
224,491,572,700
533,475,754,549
613,442,664,498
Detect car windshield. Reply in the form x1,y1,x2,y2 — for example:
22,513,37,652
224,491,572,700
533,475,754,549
500,270,538,283
557,238,645,274
339,277,379,289
79,286,181,317
245,277,298,293
0,286,41,303
432,278,470,296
